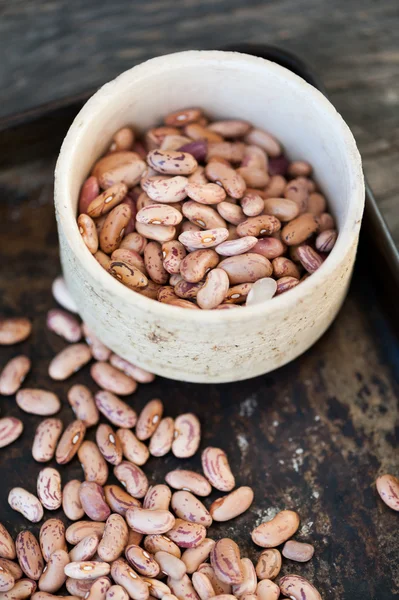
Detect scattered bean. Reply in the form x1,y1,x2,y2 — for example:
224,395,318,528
0,417,24,449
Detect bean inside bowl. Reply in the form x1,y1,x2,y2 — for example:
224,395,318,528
55,50,364,382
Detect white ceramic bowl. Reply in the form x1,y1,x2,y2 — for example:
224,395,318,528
54,50,364,383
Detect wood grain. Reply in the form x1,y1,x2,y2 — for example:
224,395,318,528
0,113,398,598
1,0,399,241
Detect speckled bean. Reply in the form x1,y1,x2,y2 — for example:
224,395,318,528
135,221,176,244
216,202,245,226
56,420,86,465
160,240,185,275
236,215,281,238
185,182,226,205
256,579,280,600
179,227,229,250
109,260,148,289
79,482,110,522
255,549,282,581
232,558,257,597
137,204,182,227
143,536,181,559
296,245,323,273
120,232,147,254
276,276,300,295
67,385,99,427
211,539,243,585
205,162,246,199
284,179,309,213
192,572,215,600
16,389,61,416
79,176,100,214
146,127,181,149
0,579,37,599
171,491,212,527
161,134,192,150
172,413,201,458
149,418,175,457
87,183,128,218
197,268,229,310
77,214,98,254
15,532,43,581
97,514,129,562
109,354,154,383
0,525,15,561
281,213,318,246
69,535,99,562
78,440,109,485
224,283,252,304
103,485,141,516
167,574,199,600
62,480,85,521
0,317,32,345
165,519,206,549
111,559,149,600
218,254,272,285
376,474,399,511
251,510,300,548
1,355,30,397
98,158,146,190
279,575,322,600
237,168,269,189
8,488,43,523
106,585,129,600
114,462,149,499
124,546,159,578
0,417,24,449
315,229,337,253
116,429,149,466
96,424,123,465
92,363,137,396
84,576,112,600
251,238,286,260
0,566,15,593
164,108,203,127
37,550,69,593
39,519,67,562
196,563,231,595
244,128,281,157
47,310,81,344
143,175,188,204
201,447,235,491
99,203,131,254
165,471,211,497
48,344,91,381
272,257,300,279
209,486,254,522
282,540,314,562
37,468,62,510
183,201,226,230
126,507,175,535
179,249,219,283
65,562,110,581
147,149,197,176
315,212,335,232
143,485,171,511
65,577,94,597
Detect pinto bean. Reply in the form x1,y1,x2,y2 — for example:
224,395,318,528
78,440,109,485
104,485,141,516
116,429,149,466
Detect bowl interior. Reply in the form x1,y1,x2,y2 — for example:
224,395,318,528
57,50,364,321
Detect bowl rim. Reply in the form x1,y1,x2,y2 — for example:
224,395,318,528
55,49,365,323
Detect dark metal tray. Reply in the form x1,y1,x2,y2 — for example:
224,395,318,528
0,46,398,599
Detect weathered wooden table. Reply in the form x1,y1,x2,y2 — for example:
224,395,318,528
0,2,398,598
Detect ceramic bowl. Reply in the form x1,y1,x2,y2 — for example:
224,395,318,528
54,50,364,383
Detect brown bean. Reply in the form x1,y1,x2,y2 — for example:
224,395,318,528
209,486,253,522
56,420,86,465
172,413,201,458
99,204,131,254
62,480,85,521
0,525,15,560
79,482,110,521
92,364,137,396
255,549,282,580
96,424,123,465
116,429,149,466
79,176,100,214
281,213,318,246
307,192,326,215
104,485,141,516
0,355,30,397
180,249,219,283
279,575,322,600
97,514,129,562
87,183,128,218
201,447,235,491
263,197,299,222
144,536,181,559
224,283,252,304
244,128,281,157
109,354,155,383
264,176,286,200
184,123,221,142
143,242,168,285
251,510,300,547
37,467,62,510
149,417,174,457
110,559,149,600
114,462,149,499
126,507,175,535
165,470,211,497
376,474,399,511
8,488,43,523
236,215,280,238
109,127,135,152
146,127,181,149
216,202,246,226
209,120,251,138
164,108,203,127
165,519,206,549
109,260,148,289
205,162,246,199
16,389,61,416
95,249,112,270
15,532,43,581
315,212,335,232
67,385,99,428
98,159,146,190
287,160,312,177
0,417,24,449
237,168,269,189
120,232,147,253
78,440,109,485
125,546,160,578
211,539,243,585
284,178,309,213
0,317,32,345
161,134,192,150
241,145,268,170
77,214,98,254
272,257,300,279
296,245,323,273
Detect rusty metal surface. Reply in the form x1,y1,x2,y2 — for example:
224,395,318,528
0,109,398,600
